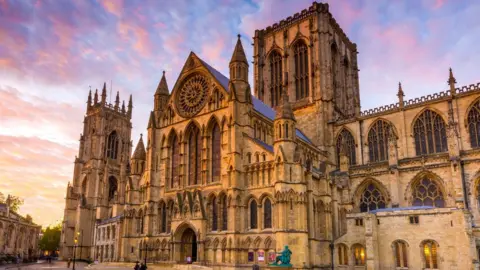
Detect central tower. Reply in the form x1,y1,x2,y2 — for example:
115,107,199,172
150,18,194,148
253,1,360,150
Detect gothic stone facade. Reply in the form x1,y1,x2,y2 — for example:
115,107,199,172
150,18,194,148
60,2,480,269
0,202,41,259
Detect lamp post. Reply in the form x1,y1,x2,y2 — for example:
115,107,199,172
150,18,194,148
73,237,78,270
78,230,84,260
143,237,149,266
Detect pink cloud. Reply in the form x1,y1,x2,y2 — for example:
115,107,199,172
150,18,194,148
100,0,124,17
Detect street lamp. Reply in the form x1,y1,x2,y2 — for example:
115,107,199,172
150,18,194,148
144,237,149,266
78,231,83,260
73,237,78,270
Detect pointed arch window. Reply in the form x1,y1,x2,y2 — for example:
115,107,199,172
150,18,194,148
336,129,356,166
269,51,283,107
170,134,180,188
422,240,438,269
359,183,386,212
106,131,119,159
212,123,221,182
394,241,408,268
212,197,218,231
188,126,202,186
468,99,480,148
353,244,366,266
368,120,391,162
160,203,167,233
250,200,258,229
477,183,480,209
413,109,448,155
294,41,309,100
264,198,272,229
412,177,444,207
222,196,228,231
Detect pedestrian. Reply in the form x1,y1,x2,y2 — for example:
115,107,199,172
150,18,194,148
134,261,140,270
67,257,72,268
140,263,147,270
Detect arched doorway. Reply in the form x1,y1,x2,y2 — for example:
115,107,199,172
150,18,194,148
180,228,197,263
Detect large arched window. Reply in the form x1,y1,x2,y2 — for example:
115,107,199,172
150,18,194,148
368,120,391,162
170,134,180,188
212,123,221,182
160,203,167,233
413,110,448,155
269,51,283,107
352,244,366,266
212,197,218,231
412,177,444,207
359,183,386,212
422,240,438,269
477,183,480,209
250,200,258,229
394,241,408,268
264,198,272,229
294,41,309,100
108,176,117,201
337,244,348,266
336,129,356,166
221,195,227,231
468,99,480,148
106,131,119,159
188,126,202,186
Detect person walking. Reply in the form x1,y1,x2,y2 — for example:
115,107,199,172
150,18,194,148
67,257,72,268
134,261,140,270
140,262,147,270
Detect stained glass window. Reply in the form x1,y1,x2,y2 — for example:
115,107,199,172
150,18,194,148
368,120,391,162
294,41,309,100
423,240,438,269
212,197,218,231
414,110,447,155
212,124,221,182
353,244,366,266
106,131,119,159
359,183,386,212
222,196,228,231
468,100,480,148
338,244,348,265
188,127,202,186
394,241,408,268
264,199,272,229
412,178,444,207
269,51,283,107
250,200,258,229
336,129,356,166
171,135,179,188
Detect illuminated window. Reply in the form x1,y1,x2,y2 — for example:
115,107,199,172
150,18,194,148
337,244,348,265
468,99,480,148
394,241,408,268
422,240,438,269
413,110,447,155
359,183,386,212
412,178,444,207
353,244,366,266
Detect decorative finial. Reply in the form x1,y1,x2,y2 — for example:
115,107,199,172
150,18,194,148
237,34,241,39
140,133,143,138
397,82,405,109
448,67,457,96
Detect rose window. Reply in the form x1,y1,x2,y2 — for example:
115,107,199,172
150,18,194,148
176,74,209,117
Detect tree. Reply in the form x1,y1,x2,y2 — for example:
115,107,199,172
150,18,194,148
0,192,24,212
39,223,62,255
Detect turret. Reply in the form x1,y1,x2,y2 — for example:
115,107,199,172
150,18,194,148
121,101,126,114
131,134,146,175
154,71,170,112
229,34,251,103
94,89,98,105
274,88,297,161
87,90,92,109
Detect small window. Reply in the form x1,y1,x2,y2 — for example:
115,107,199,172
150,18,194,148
409,216,419,224
131,246,134,253
353,244,366,266
355,218,364,226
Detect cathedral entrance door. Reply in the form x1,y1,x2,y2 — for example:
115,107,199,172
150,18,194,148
180,228,197,263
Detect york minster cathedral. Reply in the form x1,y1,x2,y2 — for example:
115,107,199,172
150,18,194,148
60,2,480,269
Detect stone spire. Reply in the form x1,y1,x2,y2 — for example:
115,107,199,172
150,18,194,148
230,34,248,65
94,89,98,105
101,82,107,103
132,134,146,160
114,91,120,110
275,87,295,120
155,71,169,96
121,100,126,113
87,90,92,107
397,82,405,109
448,67,457,96
127,94,133,118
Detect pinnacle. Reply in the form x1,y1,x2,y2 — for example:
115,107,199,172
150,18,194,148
230,34,248,65
155,70,169,95
397,82,404,97
448,67,457,84
132,134,146,160
275,88,295,120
